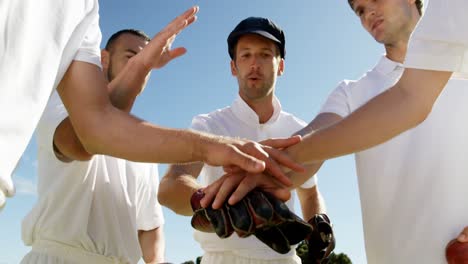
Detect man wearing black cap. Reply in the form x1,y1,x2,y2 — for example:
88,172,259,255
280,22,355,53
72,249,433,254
159,17,327,264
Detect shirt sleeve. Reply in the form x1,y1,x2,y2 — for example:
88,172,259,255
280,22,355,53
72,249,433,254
136,164,165,231
36,91,69,156
190,115,213,133
319,81,350,117
405,0,468,73
74,11,102,68
299,174,317,189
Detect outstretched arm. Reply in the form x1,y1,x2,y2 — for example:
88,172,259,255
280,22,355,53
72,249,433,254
288,68,452,163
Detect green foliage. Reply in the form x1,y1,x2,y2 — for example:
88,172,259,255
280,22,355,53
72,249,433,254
181,261,195,264
296,241,353,264
196,256,202,264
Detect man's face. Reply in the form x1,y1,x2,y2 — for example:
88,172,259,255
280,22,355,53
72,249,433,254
231,34,284,102
351,0,416,44
105,33,148,81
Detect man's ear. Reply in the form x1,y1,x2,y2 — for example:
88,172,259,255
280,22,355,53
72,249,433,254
101,49,110,70
230,60,238,76
277,58,285,76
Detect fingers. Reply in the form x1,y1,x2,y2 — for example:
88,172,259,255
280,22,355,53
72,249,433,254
159,6,199,39
200,179,223,208
211,173,245,209
264,147,306,173
201,173,246,209
457,227,468,242
227,173,290,206
167,47,187,61
260,135,302,149
236,141,293,186
228,146,266,174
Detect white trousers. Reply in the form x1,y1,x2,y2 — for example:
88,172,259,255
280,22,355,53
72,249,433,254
21,240,126,264
201,251,301,264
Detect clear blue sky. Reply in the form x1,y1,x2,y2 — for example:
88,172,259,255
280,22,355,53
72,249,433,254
0,1,386,263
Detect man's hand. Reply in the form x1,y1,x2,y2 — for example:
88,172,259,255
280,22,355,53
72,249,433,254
133,6,199,72
457,227,468,243
200,172,290,210
0,174,15,211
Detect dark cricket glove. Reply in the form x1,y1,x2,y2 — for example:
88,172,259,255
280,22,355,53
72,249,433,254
190,189,314,254
306,213,335,264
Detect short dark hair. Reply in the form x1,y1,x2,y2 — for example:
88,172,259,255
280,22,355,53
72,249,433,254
104,29,150,51
347,0,423,15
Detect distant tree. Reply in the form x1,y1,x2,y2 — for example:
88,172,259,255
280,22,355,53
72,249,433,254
196,256,202,264
181,261,195,264
296,241,352,264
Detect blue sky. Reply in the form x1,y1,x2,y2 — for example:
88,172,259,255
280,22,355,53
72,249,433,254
0,1,386,263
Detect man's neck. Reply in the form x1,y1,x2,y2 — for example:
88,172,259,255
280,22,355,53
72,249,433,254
384,40,407,63
240,93,275,124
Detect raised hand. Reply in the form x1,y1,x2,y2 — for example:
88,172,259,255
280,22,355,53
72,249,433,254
135,6,199,71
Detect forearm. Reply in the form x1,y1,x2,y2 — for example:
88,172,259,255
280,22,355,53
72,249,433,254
297,186,326,220
159,165,203,216
288,69,451,163
139,227,165,264
107,57,150,112
75,107,210,163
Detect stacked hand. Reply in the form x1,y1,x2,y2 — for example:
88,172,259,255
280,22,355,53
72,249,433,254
200,136,306,209
0,173,15,211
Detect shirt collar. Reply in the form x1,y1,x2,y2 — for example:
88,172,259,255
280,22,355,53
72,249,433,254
231,94,282,127
374,54,404,75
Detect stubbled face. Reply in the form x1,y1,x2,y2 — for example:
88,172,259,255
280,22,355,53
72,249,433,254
231,34,284,102
105,33,148,81
352,0,415,45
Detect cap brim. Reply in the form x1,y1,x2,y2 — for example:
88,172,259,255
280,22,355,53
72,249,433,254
229,29,281,44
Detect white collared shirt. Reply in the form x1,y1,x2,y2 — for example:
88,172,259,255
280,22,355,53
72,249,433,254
22,91,164,263
405,0,468,73
191,95,317,259
320,55,468,263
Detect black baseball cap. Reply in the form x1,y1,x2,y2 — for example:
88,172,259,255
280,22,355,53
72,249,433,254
227,17,286,59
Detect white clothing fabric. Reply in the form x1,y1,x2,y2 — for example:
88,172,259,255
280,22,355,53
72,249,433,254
0,0,102,208
201,251,302,264
21,91,164,264
21,240,122,264
320,55,468,264
191,95,317,261
405,0,468,72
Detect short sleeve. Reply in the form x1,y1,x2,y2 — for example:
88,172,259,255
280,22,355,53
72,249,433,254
405,0,468,73
300,174,317,189
190,115,213,134
319,81,350,117
36,91,69,155
74,11,102,68
136,164,165,231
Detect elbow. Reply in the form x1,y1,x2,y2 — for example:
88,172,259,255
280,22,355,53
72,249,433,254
408,97,433,129
157,177,172,209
